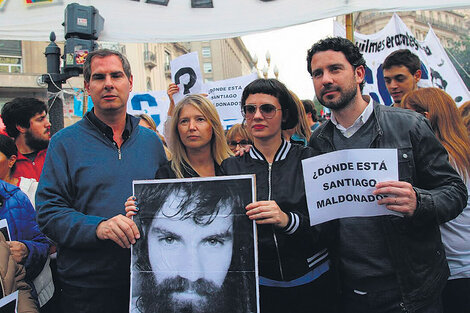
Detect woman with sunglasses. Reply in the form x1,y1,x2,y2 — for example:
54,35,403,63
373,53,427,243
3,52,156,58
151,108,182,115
226,123,253,154
221,79,336,313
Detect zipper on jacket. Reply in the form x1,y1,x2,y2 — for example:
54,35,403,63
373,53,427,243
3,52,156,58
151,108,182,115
112,142,122,160
268,162,285,281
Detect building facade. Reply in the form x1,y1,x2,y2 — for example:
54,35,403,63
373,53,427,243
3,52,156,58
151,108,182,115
0,37,254,126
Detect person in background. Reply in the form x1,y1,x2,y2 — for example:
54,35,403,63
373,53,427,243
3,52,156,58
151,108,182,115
399,88,470,313
307,36,467,313
0,177,50,306
382,49,422,105
458,100,470,136
0,232,38,313
136,113,171,159
302,99,320,131
36,49,166,313
282,91,312,146
1,98,51,181
226,123,252,154
221,78,336,313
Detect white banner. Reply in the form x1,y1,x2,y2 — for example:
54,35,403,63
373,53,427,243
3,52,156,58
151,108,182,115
302,149,400,226
1,0,469,42
126,90,170,134
334,14,470,106
205,73,257,130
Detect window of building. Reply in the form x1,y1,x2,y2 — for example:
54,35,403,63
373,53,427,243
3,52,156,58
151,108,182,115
203,62,212,73
0,56,22,73
164,50,171,71
202,46,211,58
0,40,22,73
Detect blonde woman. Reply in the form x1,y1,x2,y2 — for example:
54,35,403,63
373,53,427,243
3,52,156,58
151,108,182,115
156,94,231,178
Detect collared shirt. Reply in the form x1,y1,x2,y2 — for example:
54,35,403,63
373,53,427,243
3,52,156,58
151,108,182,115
330,97,374,138
86,109,132,145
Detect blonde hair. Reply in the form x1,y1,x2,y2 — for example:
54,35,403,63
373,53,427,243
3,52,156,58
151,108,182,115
169,95,232,178
401,88,470,180
226,123,253,143
136,113,157,132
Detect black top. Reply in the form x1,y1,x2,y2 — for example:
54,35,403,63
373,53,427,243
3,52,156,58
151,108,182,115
86,109,132,144
155,160,224,178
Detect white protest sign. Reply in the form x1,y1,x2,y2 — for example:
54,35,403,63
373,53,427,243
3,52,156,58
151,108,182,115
170,52,203,104
205,73,257,130
302,149,400,226
334,14,470,106
0,290,17,312
126,90,170,134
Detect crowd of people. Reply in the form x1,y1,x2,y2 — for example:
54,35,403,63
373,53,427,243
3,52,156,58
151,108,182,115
0,36,468,313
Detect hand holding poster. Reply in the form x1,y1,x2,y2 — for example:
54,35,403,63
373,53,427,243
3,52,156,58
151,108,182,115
131,175,259,313
302,149,400,226
170,52,204,104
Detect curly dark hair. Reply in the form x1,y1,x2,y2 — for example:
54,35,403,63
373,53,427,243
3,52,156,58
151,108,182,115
307,37,367,91
1,98,48,138
132,179,256,313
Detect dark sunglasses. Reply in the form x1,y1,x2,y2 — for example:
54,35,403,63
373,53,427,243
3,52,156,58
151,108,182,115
228,140,252,147
242,104,282,119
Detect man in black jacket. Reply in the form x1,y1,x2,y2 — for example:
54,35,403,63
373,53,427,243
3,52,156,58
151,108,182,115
306,37,467,313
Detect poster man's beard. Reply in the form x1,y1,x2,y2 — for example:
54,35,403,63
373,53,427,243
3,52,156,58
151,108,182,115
25,130,49,151
137,275,226,313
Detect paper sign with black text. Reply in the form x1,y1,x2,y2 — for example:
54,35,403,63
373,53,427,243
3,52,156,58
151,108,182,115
205,73,257,130
302,149,401,226
170,52,203,104
0,290,17,313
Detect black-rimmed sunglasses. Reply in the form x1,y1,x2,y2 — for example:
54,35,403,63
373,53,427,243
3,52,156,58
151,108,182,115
228,140,252,147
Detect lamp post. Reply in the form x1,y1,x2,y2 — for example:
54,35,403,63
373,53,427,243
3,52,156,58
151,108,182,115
253,50,279,79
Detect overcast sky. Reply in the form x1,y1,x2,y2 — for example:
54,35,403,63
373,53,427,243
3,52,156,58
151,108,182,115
242,18,334,101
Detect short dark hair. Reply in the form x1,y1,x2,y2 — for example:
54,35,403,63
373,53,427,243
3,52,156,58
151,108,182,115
1,98,48,138
302,99,317,122
241,78,298,130
133,179,255,313
383,49,421,75
83,49,132,82
0,135,17,172
307,37,367,91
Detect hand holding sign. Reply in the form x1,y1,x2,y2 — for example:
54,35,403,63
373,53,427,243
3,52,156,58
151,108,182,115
374,181,417,216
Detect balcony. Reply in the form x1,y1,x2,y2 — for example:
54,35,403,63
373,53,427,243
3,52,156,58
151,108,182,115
144,51,157,70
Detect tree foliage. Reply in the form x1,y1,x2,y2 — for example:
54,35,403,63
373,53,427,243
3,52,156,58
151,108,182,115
446,35,470,90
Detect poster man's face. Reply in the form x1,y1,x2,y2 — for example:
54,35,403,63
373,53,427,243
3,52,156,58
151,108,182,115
147,193,234,311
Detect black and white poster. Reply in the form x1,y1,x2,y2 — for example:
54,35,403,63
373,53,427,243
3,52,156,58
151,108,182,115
131,175,259,313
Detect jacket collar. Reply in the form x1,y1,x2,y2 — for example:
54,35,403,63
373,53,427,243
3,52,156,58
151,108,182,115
249,138,291,162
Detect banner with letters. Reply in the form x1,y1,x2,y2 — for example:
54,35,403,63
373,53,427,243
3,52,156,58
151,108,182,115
302,149,401,226
334,14,470,106
1,0,469,42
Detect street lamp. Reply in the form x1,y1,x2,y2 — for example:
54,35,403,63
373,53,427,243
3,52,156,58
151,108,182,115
252,50,279,79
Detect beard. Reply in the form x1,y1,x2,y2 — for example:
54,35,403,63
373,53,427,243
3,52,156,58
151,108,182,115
318,82,358,111
136,275,226,313
25,129,49,151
